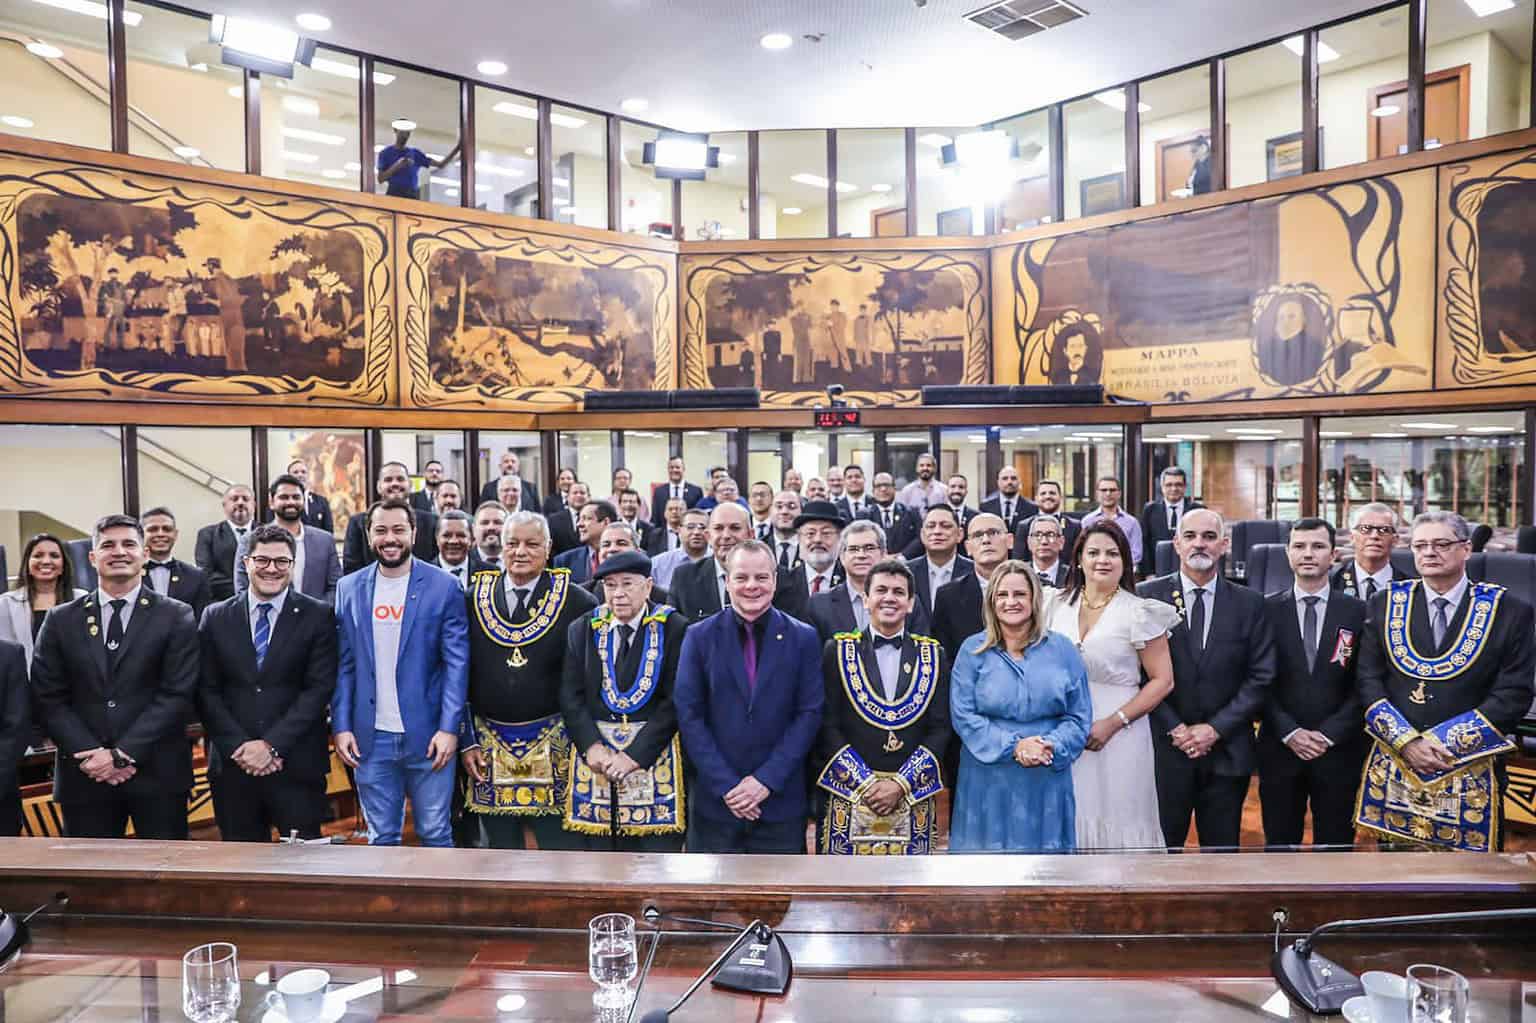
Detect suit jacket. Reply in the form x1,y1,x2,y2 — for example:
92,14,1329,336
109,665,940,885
1257,589,1368,777
143,558,213,619
620,518,656,553
0,587,87,665
906,554,973,625
931,572,984,664
553,545,597,584
541,492,569,516
979,494,1038,536
433,550,496,591
234,527,341,604
651,481,705,525
1139,500,1206,576
197,590,338,781
817,630,952,781
1013,513,1081,562
672,556,729,623
302,491,334,533
559,602,687,769
645,525,683,557
673,607,824,823
773,558,846,624
1328,560,1413,601
479,478,540,511
0,640,27,796
1033,560,1070,589
30,588,200,802
547,506,581,556
806,583,931,646
332,560,468,760
860,502,919,557
835,494,875,522
342,510,439,576
1137,574,1278,777
194,521,246,602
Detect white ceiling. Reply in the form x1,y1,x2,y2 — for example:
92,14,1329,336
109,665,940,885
173,0,1400,132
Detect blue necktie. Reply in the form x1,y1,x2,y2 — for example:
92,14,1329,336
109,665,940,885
254,602,272,669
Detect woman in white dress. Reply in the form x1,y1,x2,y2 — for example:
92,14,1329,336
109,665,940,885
1045,519,1177,851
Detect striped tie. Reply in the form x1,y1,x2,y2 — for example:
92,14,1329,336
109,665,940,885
254,602,272,669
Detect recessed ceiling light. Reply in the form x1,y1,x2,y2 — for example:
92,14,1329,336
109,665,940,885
717,152,737,164
1319,431,1353,438
477,59,507,76
782,206,803,215
282,126,344,145
281,150,319,163
496,995,527,1013
227,85,243,98
621,97,649,114
917,132,952,148
1370,432,1409,438
523,145,535,156
790,172,857,192
390,118,417,131
1465,0,1515,15
173,145,200,158
1467,425,1517,433
1370,104,1400,117
295,11,330,31
343,161,360,171
311,55,394,85
321,168,347,179
1,114,35,128
1227,427,1284,435
25,40,63,58
32,0,141,26
870,182,892,192
1282,35,1340,62
282,95,320,116
445,187,459,196
1399,421,1459,429
760,32,793,50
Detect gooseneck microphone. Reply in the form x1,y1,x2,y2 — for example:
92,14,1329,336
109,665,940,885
636,917,769,1023
633,904,793,1021
0,891,70,968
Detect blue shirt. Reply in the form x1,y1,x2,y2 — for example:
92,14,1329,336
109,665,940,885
377,145,431,196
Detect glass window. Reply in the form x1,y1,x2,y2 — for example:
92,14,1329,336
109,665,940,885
995,110,1053,231
915,126,984,236
558,430,612,498
746,430,786,493
479,431,542,508
1426,0,1533,144
1319,6,1410,168
267,428,365,539
1063,94,1127,220
1,425,123,578
1320,412,1526,539
789,431,830,483
126,2,243,171
1141,420,1305,522
940,427,989,508
260,47,360,190
473,86,538,216
137,427,252,562
619,121,670,237
621,430,670,505
681,131,748,241
835,432,876,479
551,104,606,228
0,0,111,150
379,430,464,510
884,431,933,491
374,63,461,206
681,430,730,486
758,129,827,239
1139,65,1212,206
833,129,905,238
1003,425,1124,514
1225,41,1303,189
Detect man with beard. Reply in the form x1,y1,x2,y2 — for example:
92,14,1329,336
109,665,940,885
434,480,463,515
809,519,929,642
1331,502,1413,600
140,506,213,617
653,507,710,591
907,505,972,625
559,550,689,851
897,452,946,513
473,501,506,567
196,484,256,602
837,465,872,522
1015,480,1079,563
672,502,752,622
235,476,340,603
554,500,618,585
332,499,467,847
283,458,334,533
944,475,977,535
434,509,494,590
773,500,845,623
343,462,439,575
460,510,598,849
979,467,1036,538
410,460,445,516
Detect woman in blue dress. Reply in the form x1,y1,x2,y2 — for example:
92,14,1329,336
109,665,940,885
950,559,1092,852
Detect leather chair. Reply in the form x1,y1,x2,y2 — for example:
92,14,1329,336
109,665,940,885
1470,523,1493,553
1472,552,1536,607
1517,526,1536,555
1228,520,1292,582
67,538,97,591
1243,543,1294,596
1154,540,1177,578
1389,547,1417,581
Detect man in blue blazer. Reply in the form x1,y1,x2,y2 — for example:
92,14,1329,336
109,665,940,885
332,498,469,847
674,538,824,853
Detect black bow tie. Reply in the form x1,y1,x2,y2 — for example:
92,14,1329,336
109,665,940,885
147,561,172,571
872,634,903,649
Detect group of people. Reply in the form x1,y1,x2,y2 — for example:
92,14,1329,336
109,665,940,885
0,453,1528,858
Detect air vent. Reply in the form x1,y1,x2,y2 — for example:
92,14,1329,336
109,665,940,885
964,0,1086,41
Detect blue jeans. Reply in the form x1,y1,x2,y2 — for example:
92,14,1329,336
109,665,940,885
354,730,454,847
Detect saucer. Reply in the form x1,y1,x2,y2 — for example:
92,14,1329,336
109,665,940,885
260,992,346,1023
1341,995,1373,1023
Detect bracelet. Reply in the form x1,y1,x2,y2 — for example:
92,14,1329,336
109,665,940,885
1115,710,1132,729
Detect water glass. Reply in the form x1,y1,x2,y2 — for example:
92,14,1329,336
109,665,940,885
182,942,240,1023
1407,963,1469,1023
588,912,638,1011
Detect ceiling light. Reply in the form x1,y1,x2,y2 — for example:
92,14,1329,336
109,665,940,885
1371,104,1400,117
282,95,321,116
1319,431,1353,438
621,97,649,114
717,153,738,164
281,150,319,163
1160,434,1211,441
310,55,393,85
172,145,200,158
496,995,527,1013
1467,425,1517,434
654,136,709,171
1227,427,1284,435
189,62,208,71
790,172,856,192
343,161,360,171
1,115,35,128
871,182,892,192
227,84,243,98
490,100,587,129
390,118,416,131
210,14,305,67
31,0,141,26
321,168,347,178
1370,432,1408,439
294,12,331,31
477,59,507,76
445,187,459,196
1465,0,1515,14
282,126,344,145
1093,89,1150,114
760,32,793,50
1399,421,1459,429
523,145,535,156
918,132,952,148
782,207,803,215
25,40,63,58
1283,35,1340,62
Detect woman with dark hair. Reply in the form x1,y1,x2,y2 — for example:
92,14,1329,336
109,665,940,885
0,533,86,666
1044,520,1176,850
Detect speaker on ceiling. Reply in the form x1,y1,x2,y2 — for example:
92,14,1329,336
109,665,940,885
583,391,669,412
921,384,1104,406
921,385,1014,406
671,388,760,410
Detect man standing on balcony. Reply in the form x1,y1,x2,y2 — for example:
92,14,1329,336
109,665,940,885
377,123,462,202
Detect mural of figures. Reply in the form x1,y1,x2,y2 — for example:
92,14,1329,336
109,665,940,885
274,429,367,539
994,167,1437,402
400,217,674,409
1438,146,1536,388
0,153,394,405
681,250,989,406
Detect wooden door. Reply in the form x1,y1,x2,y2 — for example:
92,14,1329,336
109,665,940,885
1367,64,1469,159
1002,175,1052,228
871,206,906,237
1154,132,1208,201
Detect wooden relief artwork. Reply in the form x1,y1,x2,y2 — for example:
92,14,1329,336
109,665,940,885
994,167,1437,402
679,249,990,407
1437,146,1536,389
399,215,674,410
0,152,394,405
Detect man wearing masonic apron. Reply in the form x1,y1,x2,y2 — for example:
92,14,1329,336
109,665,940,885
1356,511,1534,851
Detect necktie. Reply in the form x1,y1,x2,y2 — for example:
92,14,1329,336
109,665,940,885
512,587,530,621
882,506,892,528
1365,577,1379,601
778,542,792,571
254,601,272,669
812,575,824,595
1189,587,1207,653
105,598,126,670
873,634,902,649
1039,572,1054,588
1301,595,1320,667
617,623,635,665
741,623,757,694
1169,504,1178,530
1432,597,1450,650
1003,499,1012,522
672,485,680,500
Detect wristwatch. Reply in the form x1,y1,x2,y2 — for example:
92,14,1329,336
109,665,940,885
110,748,134,769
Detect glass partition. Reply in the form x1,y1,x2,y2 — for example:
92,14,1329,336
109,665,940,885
478,431,542,507
260,47,361,190
379,429,465,511
885,430,933,491
758,129,827,239
834,128,906,238
1225,40,1304,189
681,430,730,483
1138,64,1211,206
552,103,605,228
558,430,612,497
789,430,830,481
1141,420,1305,522
995,110,1053,230
940,427,988,504
1002,425,1124,514
746,429,785,492
1319,5,1410,168
1426,0,1533,145
0,0,111,151
126,2,243,172
680,131,748,241
622,430,670,504
374,62,461,206
915,125,984,236
1063,94,1127,220
266,428,366,538
618,121,668,237
137,426,252,561
1,424,123,584
471,85,537,215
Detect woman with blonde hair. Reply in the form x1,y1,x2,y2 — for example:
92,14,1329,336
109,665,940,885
949,559,1091,852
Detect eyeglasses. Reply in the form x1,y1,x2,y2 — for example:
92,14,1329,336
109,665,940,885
1030,531,1062,541
1410,539,1466,554
247,556,294,570
1354,523,1397,536
842,544,883,556
970,529,1007,541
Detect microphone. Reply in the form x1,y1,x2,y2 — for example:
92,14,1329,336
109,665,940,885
1273,905,1536,1013
0,891,69,969
635,904,792,1021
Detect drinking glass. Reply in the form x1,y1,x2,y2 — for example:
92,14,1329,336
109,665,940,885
1407,963,1469,1023
588,912,638,1011
182,942,240,1023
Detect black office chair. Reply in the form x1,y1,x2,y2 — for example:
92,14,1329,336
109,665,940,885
1516,526,1536,555
1154,540,1177,577
67,538,97,591
1228,520,1292,583
1243,543,1294,597
1470,523,1493,554
1474,552,1536,607
1389,547,1417,580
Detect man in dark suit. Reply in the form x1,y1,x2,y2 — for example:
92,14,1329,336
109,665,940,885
472,501,506,567
942,474,979,532
651,455,704,525
283,458,334,533
1258,518,1367,849
31,514,200,839
477,450,540,510
1138,508,1277,850
835,465,873,522
674,539,824,853
432,479,463,515
195,483,256,602
809,519,931,643
861,472,918,556
197,524,338,842
1025,513,1071,588
615,489,656,552
0,639,27,836
140,506,213,618
1015,479,1079,561
1330,502,1412,601
548,481,587,556
342,461,439,575
583,522,674,607
432,509,494,590
553,500,617,585
672,502,753,623
647,495,687,557
1139,466,1204,577
932,513,1011,663
907,505,973,625
237,474,341,603
773,500,845,624
409,459,445,515
979,466,1037,538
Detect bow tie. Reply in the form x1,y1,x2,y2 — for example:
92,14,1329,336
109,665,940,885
147,561,172,571
872,634,903,649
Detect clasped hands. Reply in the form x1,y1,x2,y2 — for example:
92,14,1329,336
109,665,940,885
75,747,134,785
1013,736,1053,768
1170,722,1218,759
862,778,907,816
1283,728,1332,761
1401,734,1455,775
724,774,770,820
584,743,641,783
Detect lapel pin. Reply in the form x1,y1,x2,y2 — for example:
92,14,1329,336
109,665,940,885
171,575,180,583
89,626,99,636
140,597,150,606
776,633,783,640
87,616,96,624
903,662,912,673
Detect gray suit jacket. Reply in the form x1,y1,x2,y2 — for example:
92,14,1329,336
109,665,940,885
0,586,89,666
233,526,341,603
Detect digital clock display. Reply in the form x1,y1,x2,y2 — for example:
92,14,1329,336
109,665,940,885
813,408,861,428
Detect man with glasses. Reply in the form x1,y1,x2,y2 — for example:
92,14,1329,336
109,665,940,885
1139,467,1203,577
773,500,845,624
1356,511,1534,851
1027,515,1070,588
653,508,711,591
1014,479,1079,562
1081,477,1144,571
1332,502,1412,600
862,472,918,555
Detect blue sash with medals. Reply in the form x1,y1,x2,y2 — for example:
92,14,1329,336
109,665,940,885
466,713,571,816
470,568,572,668
816,632,944,856
564,605,685,836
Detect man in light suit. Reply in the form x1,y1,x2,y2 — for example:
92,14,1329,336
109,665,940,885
1139,466,1204,577
651,455,704,525
235,475,341,603
674,539,824,853
332,498,469,847
140,507,213,618
195,483,256,602
284,459,334,533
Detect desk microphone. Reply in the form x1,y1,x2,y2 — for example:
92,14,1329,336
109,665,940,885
635,904,793,1021
0,891,69,968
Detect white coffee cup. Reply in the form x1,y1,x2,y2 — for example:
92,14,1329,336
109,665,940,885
264,968,330,1022
1361,970,1409,1023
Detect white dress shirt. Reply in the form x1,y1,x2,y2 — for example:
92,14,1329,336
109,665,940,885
147,559,172,594
925,555,957,606
1165,499,1185,530
871,628,904,701
1421,573,1470,625
504,574,537,616
716,562,730,608
847,581,869,632
248,586,289,640
803,561,835,597
227,519,251,577
439,556,472,590
96,582,143,642
1178,572,1216,647
1353,561,1396,602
